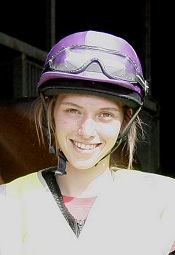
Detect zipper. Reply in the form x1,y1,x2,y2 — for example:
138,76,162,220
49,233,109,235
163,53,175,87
75,219,86,237
42,169,86,238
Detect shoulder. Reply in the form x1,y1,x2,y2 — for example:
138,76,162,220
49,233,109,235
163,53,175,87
113,169,175,202
114,168,175,185
0,170,46,198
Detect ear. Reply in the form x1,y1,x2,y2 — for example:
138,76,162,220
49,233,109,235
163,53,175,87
120,108,133,134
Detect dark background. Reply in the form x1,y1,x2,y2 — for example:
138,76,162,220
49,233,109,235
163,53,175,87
0,1,173,177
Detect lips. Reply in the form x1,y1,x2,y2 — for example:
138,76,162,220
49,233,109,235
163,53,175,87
73,140,99,150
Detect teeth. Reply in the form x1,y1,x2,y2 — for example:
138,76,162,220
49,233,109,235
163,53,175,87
74,141,96,150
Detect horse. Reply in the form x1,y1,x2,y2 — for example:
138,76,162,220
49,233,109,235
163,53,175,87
0,97,134,184
0,97,56,184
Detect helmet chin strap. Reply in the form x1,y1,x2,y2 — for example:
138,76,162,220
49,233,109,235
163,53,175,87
55,151,67,175
40,92,67,175
96,104,142,165
40,92,142,175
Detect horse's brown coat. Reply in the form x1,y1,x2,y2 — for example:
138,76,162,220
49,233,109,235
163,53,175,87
0,98,56,184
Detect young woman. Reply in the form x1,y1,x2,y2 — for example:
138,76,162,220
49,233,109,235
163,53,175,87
0,30,175,255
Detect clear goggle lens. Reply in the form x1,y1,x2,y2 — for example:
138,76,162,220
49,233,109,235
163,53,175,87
44,45,148,94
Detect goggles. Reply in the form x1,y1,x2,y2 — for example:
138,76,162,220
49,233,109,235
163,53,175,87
43,45,148,95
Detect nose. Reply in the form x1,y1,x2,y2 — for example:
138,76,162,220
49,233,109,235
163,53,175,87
78,118,96,138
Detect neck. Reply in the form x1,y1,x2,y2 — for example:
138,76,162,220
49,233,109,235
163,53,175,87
56,156,110,197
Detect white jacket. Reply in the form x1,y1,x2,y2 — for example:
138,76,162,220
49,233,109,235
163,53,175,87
0,169,175,255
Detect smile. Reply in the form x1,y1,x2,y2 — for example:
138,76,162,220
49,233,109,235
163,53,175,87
73,141,99,150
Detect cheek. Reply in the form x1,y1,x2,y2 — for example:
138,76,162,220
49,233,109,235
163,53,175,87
54,119,74,148
55,117,77,134
100,121,122,139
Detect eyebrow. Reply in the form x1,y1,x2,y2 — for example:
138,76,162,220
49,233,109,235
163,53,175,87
61,102,82,107
61,102,120,111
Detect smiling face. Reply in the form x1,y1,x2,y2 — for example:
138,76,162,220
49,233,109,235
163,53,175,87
53,93,125,170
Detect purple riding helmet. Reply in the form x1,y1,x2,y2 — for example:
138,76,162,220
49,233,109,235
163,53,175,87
37,30,149,174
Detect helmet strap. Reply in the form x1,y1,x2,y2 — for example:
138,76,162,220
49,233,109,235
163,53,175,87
55,153,67,175
118,105,142,142
97,105,142,164
40,92,56,154
40,92,67,175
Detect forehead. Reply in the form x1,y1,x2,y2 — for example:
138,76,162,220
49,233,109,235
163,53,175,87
56,93,124,108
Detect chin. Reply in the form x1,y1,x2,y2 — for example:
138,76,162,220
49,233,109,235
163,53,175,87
70,159,99,170
67,152,107,169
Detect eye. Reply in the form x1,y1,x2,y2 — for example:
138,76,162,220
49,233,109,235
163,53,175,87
66,108,80,114
98,112,113,119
